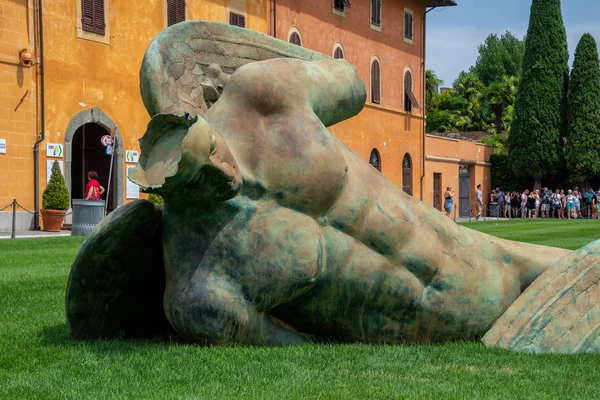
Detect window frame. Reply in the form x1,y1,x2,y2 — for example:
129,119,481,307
333,42,344,59
288,27,303,47
228,10,247,28
370,0,382,32
166,0,186,27
332,0,350,18
370,58,381,105
77,0,110,45
403,68,420,113
369,148,382,172
404,7,414,44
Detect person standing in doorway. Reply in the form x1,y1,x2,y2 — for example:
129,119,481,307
475,184,483,221
85,171,105,201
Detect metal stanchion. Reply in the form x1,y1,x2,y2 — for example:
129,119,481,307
11,199,16,239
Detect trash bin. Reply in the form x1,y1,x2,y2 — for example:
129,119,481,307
71,199,105,236
489,202,500,217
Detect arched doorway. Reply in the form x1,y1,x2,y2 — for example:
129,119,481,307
64,107,123,220
369,148,381,172
402,153,412,196
71,123,117,212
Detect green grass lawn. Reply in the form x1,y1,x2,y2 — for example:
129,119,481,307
1,223,599,399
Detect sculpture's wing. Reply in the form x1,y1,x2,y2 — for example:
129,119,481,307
482,239,600,354
65,200,172,340
140,20,330,117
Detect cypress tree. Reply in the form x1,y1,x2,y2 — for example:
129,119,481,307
565,33,600,185
507,0,569,189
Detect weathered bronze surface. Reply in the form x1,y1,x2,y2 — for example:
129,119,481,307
482,240,600,354
65,22,598,352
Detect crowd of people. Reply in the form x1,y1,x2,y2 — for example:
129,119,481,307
490,187,600,220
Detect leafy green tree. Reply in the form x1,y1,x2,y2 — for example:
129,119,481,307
507,0,569,189
426,90,475,133
565,33,600,184
42,161,70,210
471,32,525,86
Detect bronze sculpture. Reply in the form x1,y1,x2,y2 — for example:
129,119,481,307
66,22,599,353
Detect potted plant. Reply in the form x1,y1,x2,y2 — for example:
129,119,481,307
41,160,70,232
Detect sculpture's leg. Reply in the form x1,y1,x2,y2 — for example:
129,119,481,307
164,271,304,345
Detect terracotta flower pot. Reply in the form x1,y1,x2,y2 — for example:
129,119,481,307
40,209,66,232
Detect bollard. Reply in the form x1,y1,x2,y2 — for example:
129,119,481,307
11,199,16,239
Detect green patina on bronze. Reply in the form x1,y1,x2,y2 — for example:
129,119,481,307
482,240,600,354
65,22,598,352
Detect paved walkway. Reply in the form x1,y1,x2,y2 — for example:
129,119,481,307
0,229,71,239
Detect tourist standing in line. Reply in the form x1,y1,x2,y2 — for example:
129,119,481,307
573,187,583,219
520,189,528,219
552,189,561,219
504,191,511,218
566,189,575,220
541,188,550,218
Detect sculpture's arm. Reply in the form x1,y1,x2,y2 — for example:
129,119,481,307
221,58,366,127
166,270,305,346
65,200,172,339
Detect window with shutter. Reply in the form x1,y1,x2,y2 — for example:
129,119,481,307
289,32,302,46
371,0,381,27
333,0,345,11
404,70,420,112
82,0,105,35
168,0,186,26
371,60,380,104
404,11,413,41
229,12,246,28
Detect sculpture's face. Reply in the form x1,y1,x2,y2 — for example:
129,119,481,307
129,114,242,202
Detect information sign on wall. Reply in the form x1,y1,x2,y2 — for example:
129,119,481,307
0,139,6,154
126,166,140,199
46,143,64,158
125,150,139,163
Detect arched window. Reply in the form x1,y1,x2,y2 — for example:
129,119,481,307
371,59,380,104
289,31,302,46
369,148,381,172
334,46,344,59
402,153,412,196
404,69,420,112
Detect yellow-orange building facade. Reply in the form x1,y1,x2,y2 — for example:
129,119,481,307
1,0,490,232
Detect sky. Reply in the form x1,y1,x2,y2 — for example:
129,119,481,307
426,0,600,88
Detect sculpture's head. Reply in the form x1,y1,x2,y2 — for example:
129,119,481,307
128,114,242,202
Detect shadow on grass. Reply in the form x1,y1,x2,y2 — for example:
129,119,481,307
39,323,178,357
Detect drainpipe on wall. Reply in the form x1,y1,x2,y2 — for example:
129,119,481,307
420,6,436,201
33,0,45,230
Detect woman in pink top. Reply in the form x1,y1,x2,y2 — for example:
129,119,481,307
85,171,105,201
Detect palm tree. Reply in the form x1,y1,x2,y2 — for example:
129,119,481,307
426,69,443,105
484,75,518,134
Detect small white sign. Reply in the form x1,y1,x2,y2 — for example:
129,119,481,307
125,150,139,163
126,166,140,199
46,160,64,183
0,139,6,154
46,143,64,158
